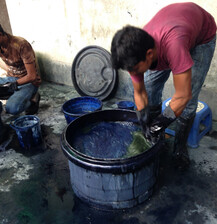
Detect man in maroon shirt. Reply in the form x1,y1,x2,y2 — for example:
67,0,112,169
111,2,216,169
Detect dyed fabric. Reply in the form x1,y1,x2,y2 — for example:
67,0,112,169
125,131,151,158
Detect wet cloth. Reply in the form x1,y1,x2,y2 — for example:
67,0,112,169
0,34,41,86
125,131,151,158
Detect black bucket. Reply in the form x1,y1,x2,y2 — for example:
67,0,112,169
61,109,161,210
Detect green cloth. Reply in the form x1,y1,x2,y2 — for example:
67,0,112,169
124,131,151,158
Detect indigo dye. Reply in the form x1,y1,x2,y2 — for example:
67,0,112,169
71,121,150,159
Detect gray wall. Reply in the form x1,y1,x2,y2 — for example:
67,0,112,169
0,0,12,34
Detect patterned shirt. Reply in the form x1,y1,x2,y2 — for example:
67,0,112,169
0,34,41,85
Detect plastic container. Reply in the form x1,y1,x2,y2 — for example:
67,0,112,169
61,109,161,210
62,96,103,124
117,101,135,110
10,115,42,149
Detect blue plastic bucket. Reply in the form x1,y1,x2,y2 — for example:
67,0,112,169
117,101,135,110
10,115,42,149
62,96,103,124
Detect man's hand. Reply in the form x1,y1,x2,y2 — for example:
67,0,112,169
148,105,176,143
1,82,18,93
136,106,151,139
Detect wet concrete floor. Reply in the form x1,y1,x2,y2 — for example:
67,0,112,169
0,81,217,224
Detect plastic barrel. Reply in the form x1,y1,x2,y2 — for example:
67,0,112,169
10,115,42,149
61,109,161,210
62,96,103,124
117,101,135,110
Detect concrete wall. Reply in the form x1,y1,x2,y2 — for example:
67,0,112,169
0,0,12,34
2,0,217,118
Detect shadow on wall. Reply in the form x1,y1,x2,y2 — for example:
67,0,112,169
36,52,135,101
36,52,72,86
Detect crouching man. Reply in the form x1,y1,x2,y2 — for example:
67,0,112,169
0,24,41,144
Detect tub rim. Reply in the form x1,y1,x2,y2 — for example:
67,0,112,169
61,109,162,174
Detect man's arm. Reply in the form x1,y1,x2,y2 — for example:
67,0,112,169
0,62,37,92
16,62,37,85
131,74,151,138
170,68,192,117
142,68,192,143
131,75,148,111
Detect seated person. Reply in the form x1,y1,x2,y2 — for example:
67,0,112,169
0,24,41,144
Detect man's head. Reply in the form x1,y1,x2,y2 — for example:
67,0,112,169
111,25,156,73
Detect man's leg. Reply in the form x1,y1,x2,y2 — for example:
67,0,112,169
5,83,38,115
174,36,216,169
0,76,39,115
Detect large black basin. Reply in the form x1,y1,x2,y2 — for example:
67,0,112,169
61,109,161,210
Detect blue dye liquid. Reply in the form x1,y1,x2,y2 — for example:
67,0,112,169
71,121,141,159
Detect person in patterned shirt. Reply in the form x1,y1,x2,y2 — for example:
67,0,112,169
0,24,41,144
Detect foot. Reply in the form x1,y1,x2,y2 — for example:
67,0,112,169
25,92,41,115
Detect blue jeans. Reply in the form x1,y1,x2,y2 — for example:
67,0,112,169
144,36,216,120
0,77,38,115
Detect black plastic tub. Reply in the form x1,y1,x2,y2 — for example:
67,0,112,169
61,109,161,210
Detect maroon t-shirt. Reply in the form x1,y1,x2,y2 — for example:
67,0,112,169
130,2,216,82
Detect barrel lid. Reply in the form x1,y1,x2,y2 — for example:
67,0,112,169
71,45,118,101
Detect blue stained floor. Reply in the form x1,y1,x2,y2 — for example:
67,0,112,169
0,81,217,224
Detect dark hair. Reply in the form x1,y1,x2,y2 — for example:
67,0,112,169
111,25,155,71
0,24,5,35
